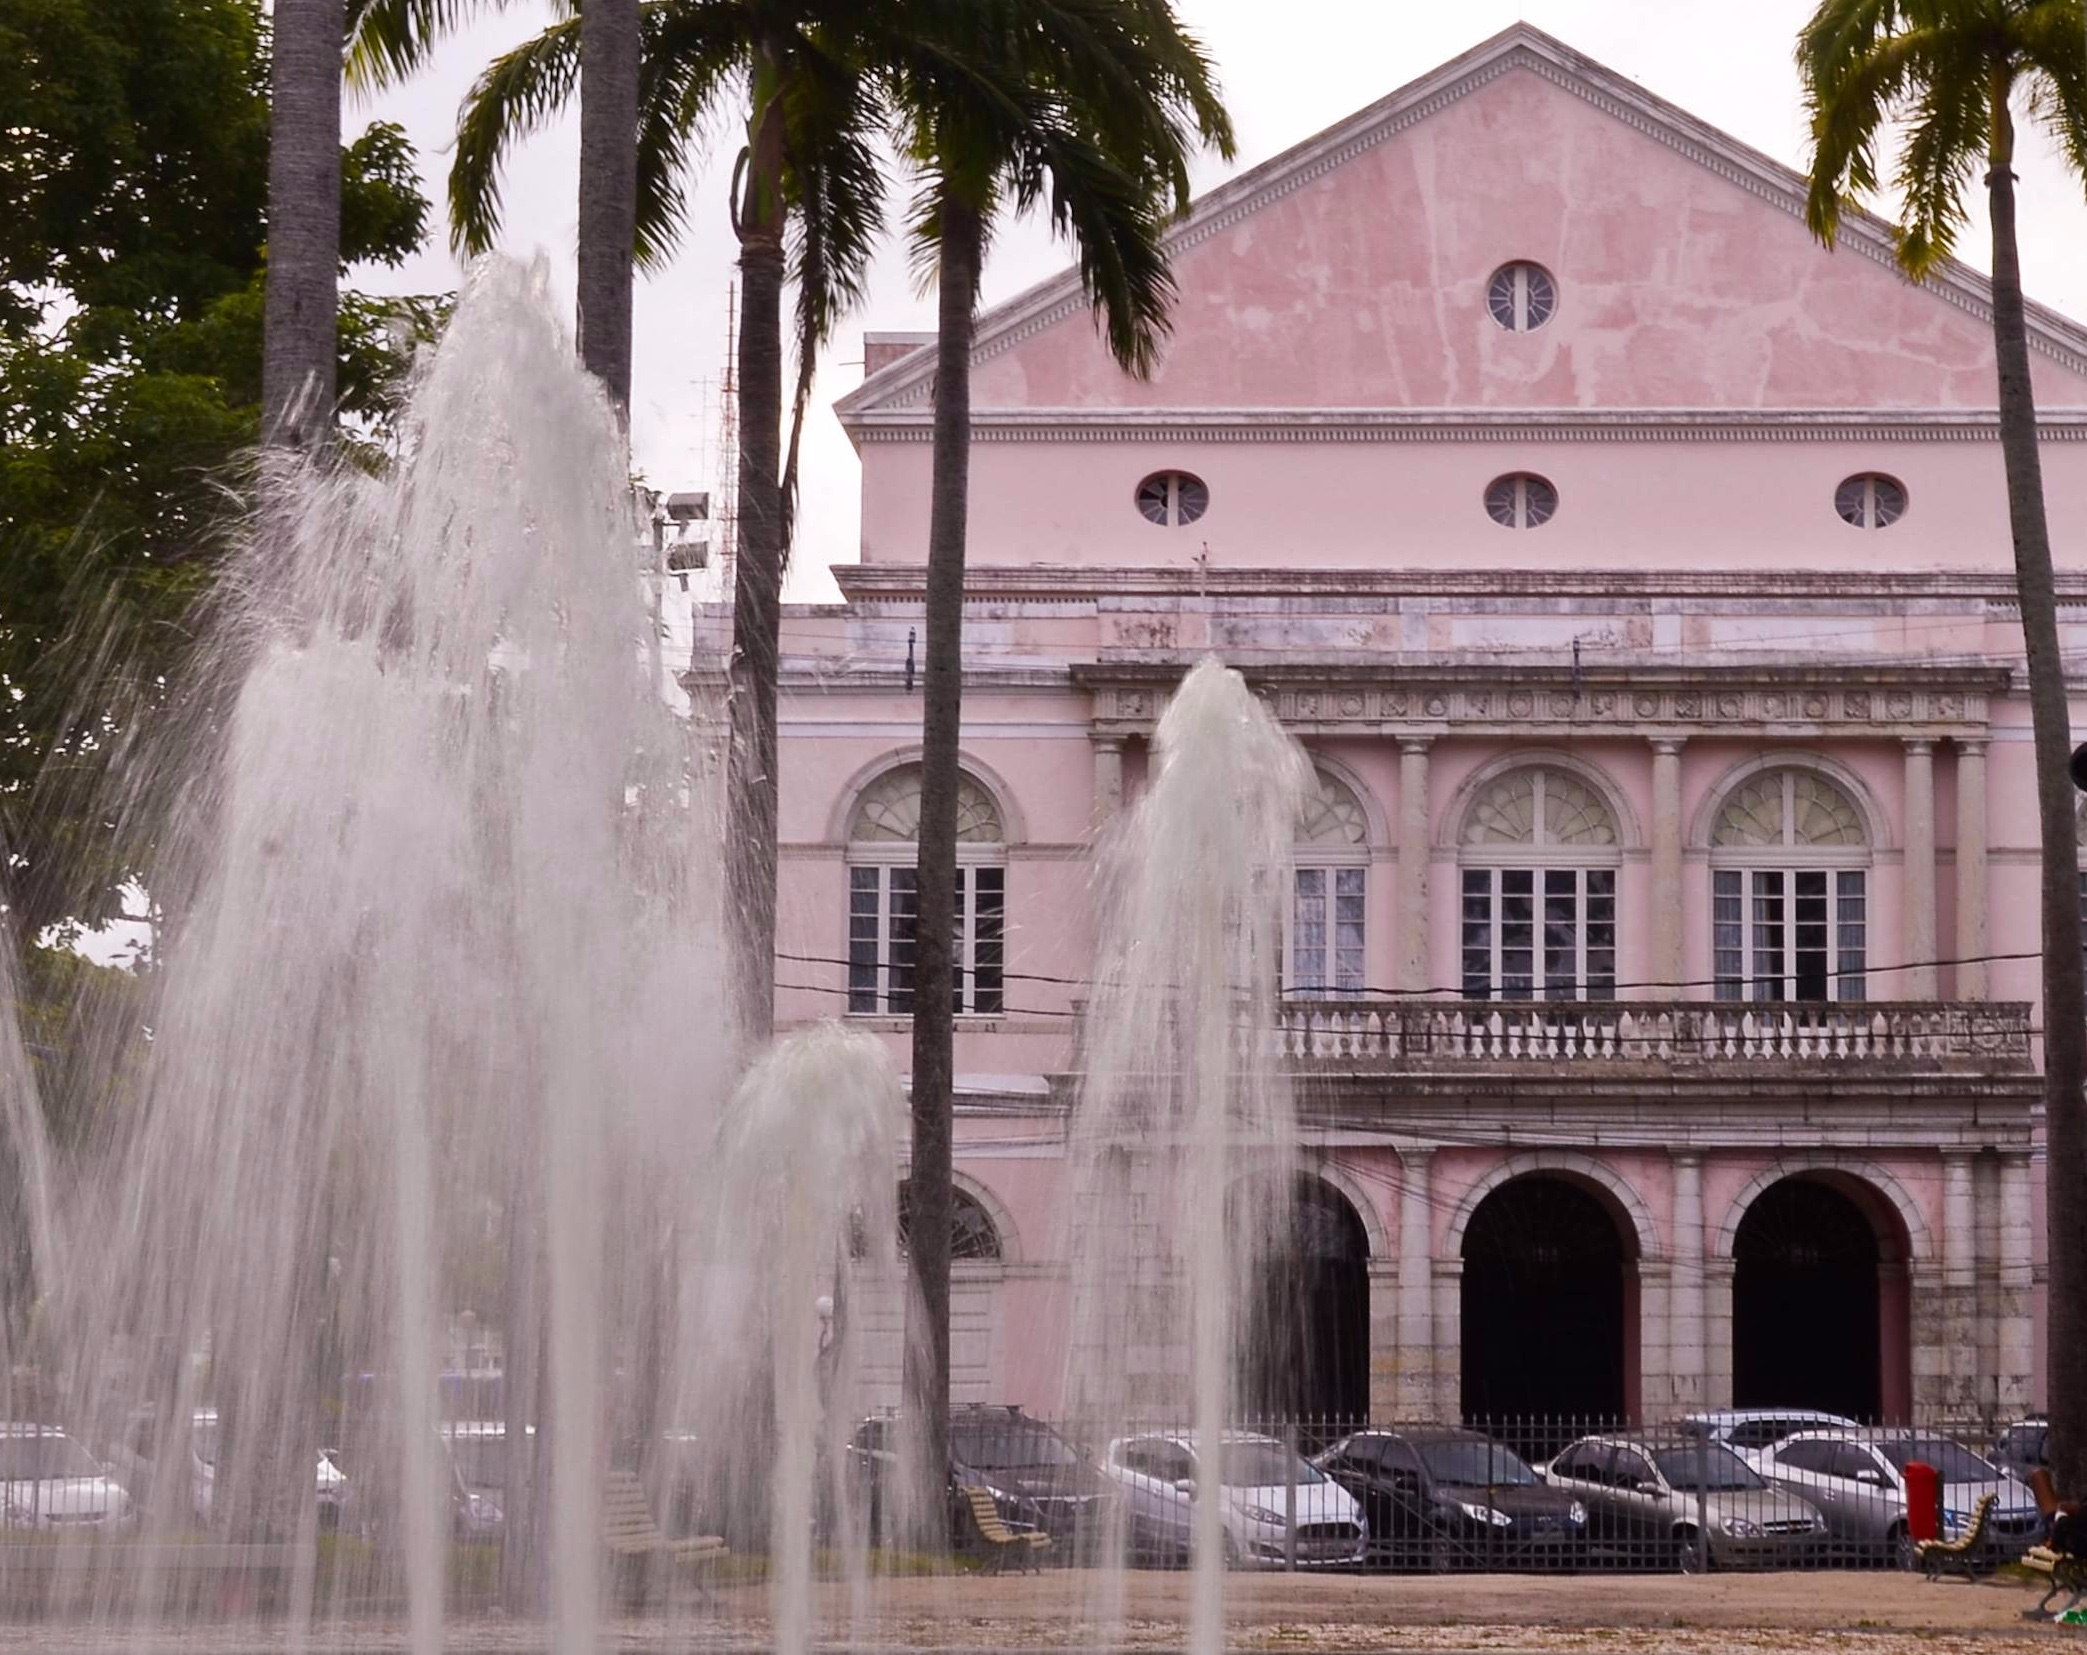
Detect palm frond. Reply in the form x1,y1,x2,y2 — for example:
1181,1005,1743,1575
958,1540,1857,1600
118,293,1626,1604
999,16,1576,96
449,17,584,256
344,0,505,89
1024,121,1175,376
1797,0,1942,249
2017,0,2087,185
1892,29,1988,274
631,2,749,267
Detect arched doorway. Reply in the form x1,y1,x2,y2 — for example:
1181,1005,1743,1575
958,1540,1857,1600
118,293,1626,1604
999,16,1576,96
1461,1175,1638,1434
1235,1174,1371,1430
1732,1174,1904,1421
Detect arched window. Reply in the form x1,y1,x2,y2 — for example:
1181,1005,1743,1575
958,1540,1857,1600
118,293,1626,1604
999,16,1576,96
1459,767,1619,1000
1711,769,1867,1003
897,1181,1003,1262
846,764,1005,1015
1289,769,1370,997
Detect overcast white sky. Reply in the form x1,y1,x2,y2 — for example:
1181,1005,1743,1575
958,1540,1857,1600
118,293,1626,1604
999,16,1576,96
348,1,2087,602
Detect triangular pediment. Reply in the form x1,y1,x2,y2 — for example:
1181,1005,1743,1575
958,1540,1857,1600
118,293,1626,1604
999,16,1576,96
836,24,2087,430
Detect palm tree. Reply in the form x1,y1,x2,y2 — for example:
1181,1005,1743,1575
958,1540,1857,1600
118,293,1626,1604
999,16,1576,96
263,0,348,449
449,3,889,1045
1799,0,2087,1483
882,0,1231,1490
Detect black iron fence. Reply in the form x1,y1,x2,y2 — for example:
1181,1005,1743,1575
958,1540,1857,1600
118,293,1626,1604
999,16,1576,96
916,1410,2055,1575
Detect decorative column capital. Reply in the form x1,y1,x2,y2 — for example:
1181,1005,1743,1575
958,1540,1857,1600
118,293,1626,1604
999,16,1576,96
1903,736,1935,757
1092,733,1125,752
1650,736,1687,758
1398,735,1433,757
1956,736,1989,757
1399,1144,1436,1172
1671,1150,1702,1171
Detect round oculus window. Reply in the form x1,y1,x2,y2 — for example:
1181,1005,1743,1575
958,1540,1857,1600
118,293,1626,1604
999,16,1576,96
1136,471,1209,527
1485,473,1558,529
1488,262,1556,332
1835,473,1906,529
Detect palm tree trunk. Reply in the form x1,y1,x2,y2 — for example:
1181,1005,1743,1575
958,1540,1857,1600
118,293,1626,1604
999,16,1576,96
1988,155,2087,1488
905,195,982,1532
575,0,639,420
725,46,788,1046
261,0,345,450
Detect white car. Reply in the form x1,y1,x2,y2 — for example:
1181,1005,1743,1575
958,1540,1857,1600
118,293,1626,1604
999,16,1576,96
1678,1410,1864,1471
189,1411,349,1529
0,1424,133,1532
1103,1430,1366,1568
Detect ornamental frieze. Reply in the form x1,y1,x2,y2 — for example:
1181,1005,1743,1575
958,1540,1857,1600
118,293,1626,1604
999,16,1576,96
1081,669,2001,737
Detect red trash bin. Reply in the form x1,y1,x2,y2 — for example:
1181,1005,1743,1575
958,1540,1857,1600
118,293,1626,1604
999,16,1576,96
1904,1460,1941,1543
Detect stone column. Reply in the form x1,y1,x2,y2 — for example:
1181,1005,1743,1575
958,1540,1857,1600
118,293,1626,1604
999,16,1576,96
1703,1258,1736,1409
1431,1260,1463,1422
1091,736,1125,824
1956,739,1989,1001
1902,739,1937,999
1650,739,1686,994
1398,739,1432,996
1366,1260,1401,1424
1998,1153,2037,1414
1942,1150,1977,1411
1669,1153,1706,1412
1396,1148,1435,1418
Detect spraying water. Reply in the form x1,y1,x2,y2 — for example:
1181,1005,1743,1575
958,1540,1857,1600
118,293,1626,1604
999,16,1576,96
44,257,730,1652
1064,658,1312,1655
695,1022,901,1655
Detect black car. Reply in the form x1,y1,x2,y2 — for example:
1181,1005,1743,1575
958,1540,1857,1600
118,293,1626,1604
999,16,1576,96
1315,1428,1587,1571
849,1406,1115,1557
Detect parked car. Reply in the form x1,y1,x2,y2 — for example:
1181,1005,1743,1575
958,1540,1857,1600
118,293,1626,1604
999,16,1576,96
1103,1430,1366,1569
187,1411,350,1530
1315,1427,1585,1571
1678,1410,1865,1470
0,1424,134,1532
1757,1430,2041,1568
849,1406,1115,1555
1991,1416,2050,1482
1542,1434,1825,1572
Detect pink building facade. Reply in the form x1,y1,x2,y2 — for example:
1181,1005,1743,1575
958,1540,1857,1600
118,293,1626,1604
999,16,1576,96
743,27,2087,1428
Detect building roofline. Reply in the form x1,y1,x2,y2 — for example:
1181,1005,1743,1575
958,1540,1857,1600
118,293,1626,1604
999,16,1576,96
835,22,2087,428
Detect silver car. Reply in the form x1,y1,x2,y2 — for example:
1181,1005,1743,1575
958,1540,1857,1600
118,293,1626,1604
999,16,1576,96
1103,1431,1366,1569
1757,1430,2042,1568
1542,1435,1825,1572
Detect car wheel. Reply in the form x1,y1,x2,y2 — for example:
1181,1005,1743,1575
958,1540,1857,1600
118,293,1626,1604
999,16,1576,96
1222,1529,1241,1570
1675,1527,1707,1575
1886,1523,1913,1571
1428,1533,1460,1574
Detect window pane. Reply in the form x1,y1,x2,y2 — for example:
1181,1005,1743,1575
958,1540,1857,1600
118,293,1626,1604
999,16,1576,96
952,868,970,1016
1293,867,1328,995
1334,867,1366,994
1750,870,1786,1001
973,866,1004,1014
1713,869,1743,1000
849,866,881,1013
1835,870,1866,1002
888,867,918,1014
1462,869,1492,999
1793,870,1829,1002
1500,869,1534,999
1585,868,1616,998
1542,868,1578,1001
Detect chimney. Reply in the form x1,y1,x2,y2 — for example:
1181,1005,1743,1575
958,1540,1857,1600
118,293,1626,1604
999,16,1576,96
862,331,936,378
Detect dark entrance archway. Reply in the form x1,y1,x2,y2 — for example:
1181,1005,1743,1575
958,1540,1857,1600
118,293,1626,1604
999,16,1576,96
1461,1174,1637,1433
1733,1174,1899,1421
1235,1174,1371,1430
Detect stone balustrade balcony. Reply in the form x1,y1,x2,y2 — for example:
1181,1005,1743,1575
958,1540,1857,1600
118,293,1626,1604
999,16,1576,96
1274,998,2032,1074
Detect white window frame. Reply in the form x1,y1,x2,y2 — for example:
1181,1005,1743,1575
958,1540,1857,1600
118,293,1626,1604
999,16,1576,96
1712,866,1866,1003
1834,473,1907,530
847,843,1005,1016
1135,471,1209,528
1287,862,1367,998
1485,473,1557,529
1461,864,1617,1001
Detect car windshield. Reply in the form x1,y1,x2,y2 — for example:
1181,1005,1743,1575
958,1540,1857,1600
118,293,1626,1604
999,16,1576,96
1221,1443,1324,1488
1876,1439,2002,1484
0,1437,101,1480
1416,1441,1537,1487
954,1425,1080,1470
450,1438,505,1490
1652,1446,1765,1490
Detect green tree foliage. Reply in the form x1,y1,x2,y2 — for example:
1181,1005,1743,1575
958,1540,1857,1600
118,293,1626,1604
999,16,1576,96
0,0,440,936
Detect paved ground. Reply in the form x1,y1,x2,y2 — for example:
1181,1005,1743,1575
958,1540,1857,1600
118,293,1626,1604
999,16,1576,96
0,1568,2074,1652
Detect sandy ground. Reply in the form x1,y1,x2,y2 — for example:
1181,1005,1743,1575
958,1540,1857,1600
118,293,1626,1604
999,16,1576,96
0,1568,2076,1652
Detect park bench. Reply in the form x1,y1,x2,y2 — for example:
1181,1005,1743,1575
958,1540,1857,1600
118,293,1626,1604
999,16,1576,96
2021,1544,2087,1619
602,1469,726,1602
960,1485,1051,1574
1915,1491,1995,1582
